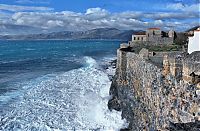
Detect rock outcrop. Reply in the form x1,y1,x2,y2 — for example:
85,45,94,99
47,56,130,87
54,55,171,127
108,49,200,130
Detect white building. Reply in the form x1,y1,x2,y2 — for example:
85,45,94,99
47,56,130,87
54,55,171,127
188,28,200,54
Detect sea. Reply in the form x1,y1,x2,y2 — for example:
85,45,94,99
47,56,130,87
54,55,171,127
0,40,127,130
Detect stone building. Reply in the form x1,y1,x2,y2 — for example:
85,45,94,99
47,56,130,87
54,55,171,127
130,28,175,46
168,30,175,38
146,28,162,38
188,28,200,54
132,32,146,42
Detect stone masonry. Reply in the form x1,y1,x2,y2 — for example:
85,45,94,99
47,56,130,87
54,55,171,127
108,48,200,131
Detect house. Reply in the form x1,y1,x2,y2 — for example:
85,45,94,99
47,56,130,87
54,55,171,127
188,28,200,54
146,28,162,38
132,32,146,42
131,28,175,46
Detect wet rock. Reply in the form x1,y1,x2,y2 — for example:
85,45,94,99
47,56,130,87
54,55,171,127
169,121,200,131
108,96,121,111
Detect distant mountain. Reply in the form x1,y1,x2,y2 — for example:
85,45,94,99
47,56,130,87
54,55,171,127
0,24,42,35
0,28,139,41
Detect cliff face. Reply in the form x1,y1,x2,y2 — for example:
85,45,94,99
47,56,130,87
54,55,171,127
108,49,200,130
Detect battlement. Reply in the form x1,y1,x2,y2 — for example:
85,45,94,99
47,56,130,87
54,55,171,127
119,45,200,87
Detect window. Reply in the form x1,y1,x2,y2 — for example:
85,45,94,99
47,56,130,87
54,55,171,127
138,37,140,40
134,37,136,40
141,37,143,41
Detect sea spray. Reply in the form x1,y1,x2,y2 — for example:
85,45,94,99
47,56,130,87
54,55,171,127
0,57,127,130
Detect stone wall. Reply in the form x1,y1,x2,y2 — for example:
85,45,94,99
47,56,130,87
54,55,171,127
147,37,174,45
163,52,184,80
129,37,174,46
108,49,200,131
183,52,200,83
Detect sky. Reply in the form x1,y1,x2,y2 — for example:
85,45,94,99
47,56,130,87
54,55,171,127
0,0,199,35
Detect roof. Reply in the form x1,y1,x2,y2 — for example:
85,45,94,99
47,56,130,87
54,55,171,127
134,32,146,35
194,28,200,32
186,26,200,32
148,28,160,30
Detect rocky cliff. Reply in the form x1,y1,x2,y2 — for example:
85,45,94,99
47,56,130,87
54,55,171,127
108,49,200,131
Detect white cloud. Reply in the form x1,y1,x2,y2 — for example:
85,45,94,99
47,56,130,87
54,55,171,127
167,3,185,10
15,0,34,4
154,20,164,26
167,2,200,12
86,8,107,15
15,0,50,4
145,12,199,19
0,4,53,12
0,7,199,34
85,8,109,20
47,20,64,28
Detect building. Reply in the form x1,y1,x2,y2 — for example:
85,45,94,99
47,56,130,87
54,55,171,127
146,28,162,38
188,28,200,54
186,26,200,36
168,30,175,38
131,28,175,46
132,32,146,42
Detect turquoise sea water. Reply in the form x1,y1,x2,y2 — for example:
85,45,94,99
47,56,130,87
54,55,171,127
0,40,127,130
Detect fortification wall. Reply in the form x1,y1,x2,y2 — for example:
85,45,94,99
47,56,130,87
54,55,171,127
147,37,174,45
129,37,174,47
109,49,200,130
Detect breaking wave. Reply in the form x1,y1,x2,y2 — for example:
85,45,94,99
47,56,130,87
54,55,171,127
0,57,127,130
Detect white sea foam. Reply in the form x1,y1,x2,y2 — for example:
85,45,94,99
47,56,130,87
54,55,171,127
101,56,117,76
0,57,127,130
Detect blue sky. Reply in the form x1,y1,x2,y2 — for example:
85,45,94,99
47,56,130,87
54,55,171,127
0,0,199,34
1,0,199,12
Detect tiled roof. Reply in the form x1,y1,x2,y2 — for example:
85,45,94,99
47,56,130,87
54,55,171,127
148,28,160,30
134,32,146,35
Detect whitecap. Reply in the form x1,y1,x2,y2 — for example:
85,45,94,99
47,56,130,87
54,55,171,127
0,57,128,131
